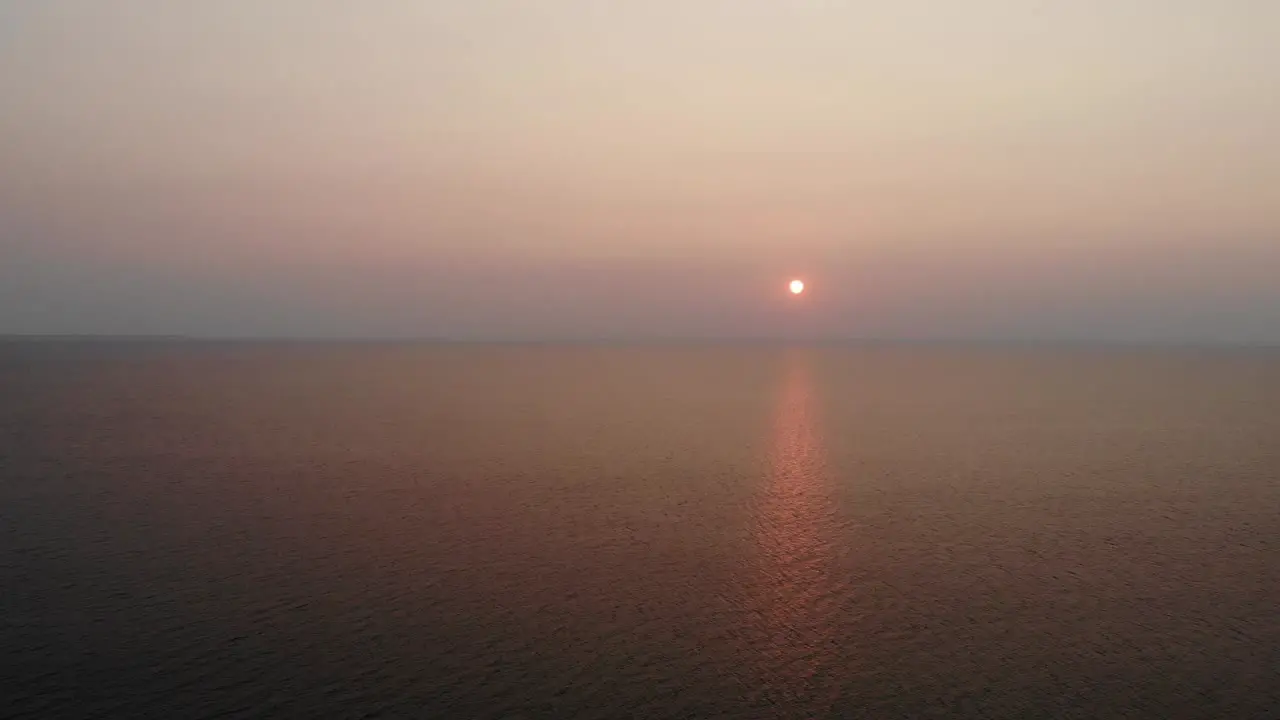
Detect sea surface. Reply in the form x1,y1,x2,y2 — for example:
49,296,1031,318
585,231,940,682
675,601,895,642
1,342,1277,719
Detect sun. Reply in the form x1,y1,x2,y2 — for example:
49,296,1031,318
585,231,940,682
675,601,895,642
789,279,806,295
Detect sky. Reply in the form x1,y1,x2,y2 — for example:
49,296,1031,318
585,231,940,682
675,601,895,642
1,1,1278,341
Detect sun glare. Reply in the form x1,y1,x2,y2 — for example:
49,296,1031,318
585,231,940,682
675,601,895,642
789,279,805,295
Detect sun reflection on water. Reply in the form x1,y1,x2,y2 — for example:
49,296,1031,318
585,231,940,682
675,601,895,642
743,349,843,712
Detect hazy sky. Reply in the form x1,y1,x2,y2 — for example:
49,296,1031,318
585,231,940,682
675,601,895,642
2,1,1277,341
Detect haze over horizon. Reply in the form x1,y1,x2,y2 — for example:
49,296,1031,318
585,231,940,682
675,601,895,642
3,2,1278,342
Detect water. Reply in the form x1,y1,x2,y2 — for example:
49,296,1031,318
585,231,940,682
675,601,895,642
1,342,1276,718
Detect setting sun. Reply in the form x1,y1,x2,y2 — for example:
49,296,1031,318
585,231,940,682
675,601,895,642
789,279,805,295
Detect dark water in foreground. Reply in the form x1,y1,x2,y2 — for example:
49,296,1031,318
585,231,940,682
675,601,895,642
1,342,1277,719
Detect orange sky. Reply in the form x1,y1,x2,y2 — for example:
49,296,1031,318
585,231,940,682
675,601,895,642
1,2,1277,340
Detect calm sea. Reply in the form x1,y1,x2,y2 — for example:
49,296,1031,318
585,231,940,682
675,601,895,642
1,342,1276,718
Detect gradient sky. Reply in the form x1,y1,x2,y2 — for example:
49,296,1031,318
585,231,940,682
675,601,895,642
2,1,1277,341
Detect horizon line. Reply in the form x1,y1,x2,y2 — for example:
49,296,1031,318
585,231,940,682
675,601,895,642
2,334,1277,350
